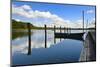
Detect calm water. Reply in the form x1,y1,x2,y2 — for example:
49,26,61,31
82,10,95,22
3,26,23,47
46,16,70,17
12,29,83,66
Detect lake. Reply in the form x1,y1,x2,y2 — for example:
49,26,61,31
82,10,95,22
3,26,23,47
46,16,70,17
12,29,83,66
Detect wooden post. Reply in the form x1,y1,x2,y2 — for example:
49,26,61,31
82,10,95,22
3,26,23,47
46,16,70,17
60,26,61,41
82,11,84,33
64,27,66,33
68,28,71,34
64,27,66,39
45,24,47,48
27,23,31,55
70,28,71,34
54,25,56,44
67,28,68,34
60,26,61,33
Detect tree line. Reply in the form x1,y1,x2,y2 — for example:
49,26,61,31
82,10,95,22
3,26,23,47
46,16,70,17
12,19,37,29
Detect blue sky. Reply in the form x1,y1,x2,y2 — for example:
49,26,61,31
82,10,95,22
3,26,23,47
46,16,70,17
12,1,96,27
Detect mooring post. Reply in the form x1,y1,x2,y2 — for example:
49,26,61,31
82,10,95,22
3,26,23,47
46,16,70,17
60,26,61,41
64,27,66,39
27,23,31,55
70,28,71,34
64,27,66,33
54,25,56,44
67,28,68,34
69,28,70,34
45,24,47,48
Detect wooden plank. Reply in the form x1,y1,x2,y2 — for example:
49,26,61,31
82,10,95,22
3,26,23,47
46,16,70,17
80,31,96,61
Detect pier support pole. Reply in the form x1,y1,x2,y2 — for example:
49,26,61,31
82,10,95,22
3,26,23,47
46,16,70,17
64,27,66,39
64,27,66,33
54,25,56,44
67,28,68,34
68,28,71,34
27,23,31,55
70,28,71,34
60,26,61,41
45,24,47,48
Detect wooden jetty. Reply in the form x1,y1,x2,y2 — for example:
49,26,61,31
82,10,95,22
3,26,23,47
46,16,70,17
88,32,96,61
79,31,96,61
55,33,84,40
26,24,95,56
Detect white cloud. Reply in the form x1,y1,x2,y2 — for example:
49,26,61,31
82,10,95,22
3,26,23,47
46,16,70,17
15,19,21,22
12,4,70,26
50,19,86,28
68,21,82,28
93,18,95,21
12,4,61,19
12,4,66,24
12,4,32,18
77,19,83,23
21,5,32,10
87,22,95,28
87,10,94,14
12,4,95,28
12,4,85,28
87,18,95,28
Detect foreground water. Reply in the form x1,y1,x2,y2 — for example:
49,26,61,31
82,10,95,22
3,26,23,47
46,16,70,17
12,30,83,66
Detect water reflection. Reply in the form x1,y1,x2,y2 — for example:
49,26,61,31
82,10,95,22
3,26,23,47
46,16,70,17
12,30,56,54
12,39,83,65
12,30,34,40
12,29,83,66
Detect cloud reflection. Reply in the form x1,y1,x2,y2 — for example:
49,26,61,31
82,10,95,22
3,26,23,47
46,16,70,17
12,30,56,54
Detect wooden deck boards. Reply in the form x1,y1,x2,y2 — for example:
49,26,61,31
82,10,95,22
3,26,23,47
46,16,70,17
79,31,96,62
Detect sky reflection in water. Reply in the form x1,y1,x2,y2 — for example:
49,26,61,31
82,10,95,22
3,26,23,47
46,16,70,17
12,30,83,65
